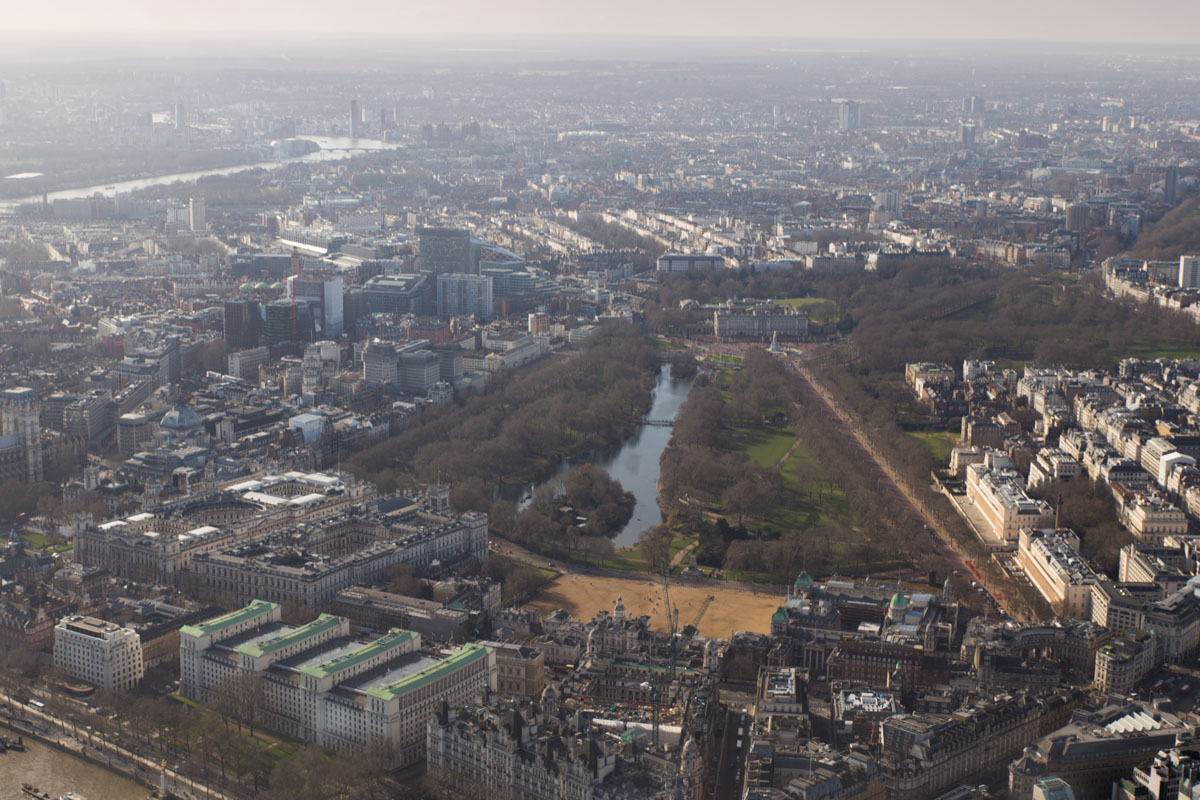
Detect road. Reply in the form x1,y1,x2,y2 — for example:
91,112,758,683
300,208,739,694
491,534,783,596
713,708,750,799
0,687,233,800
787,357,1027,620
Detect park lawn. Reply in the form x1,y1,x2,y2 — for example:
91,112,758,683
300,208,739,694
601,547,648,572
780,443,850,520
772,296,838,322
602,531,693,572
724,425,796,468
171,693,303,759
906,430,958,464
20,531,50,548
773,297,834,311
1128,338,1200,360
171,694,201,708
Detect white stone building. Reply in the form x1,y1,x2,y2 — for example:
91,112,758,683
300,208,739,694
54,615,144,690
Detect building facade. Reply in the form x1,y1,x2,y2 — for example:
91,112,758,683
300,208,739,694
436,273,493,318
54,615,144,690
180,601,494,766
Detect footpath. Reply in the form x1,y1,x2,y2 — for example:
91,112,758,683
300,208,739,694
0,687,234,800
791,360,1031,621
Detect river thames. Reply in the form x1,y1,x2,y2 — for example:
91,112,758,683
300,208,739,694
0,724,148,800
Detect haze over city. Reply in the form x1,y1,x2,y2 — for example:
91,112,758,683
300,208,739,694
3,0,1200,43
4,4,1200,800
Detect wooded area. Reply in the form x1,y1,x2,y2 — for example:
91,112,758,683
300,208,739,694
346,322,660,494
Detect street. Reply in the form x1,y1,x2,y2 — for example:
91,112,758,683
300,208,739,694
0,687,232,800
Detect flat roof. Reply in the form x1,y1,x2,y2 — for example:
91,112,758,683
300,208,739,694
354,653,441,693
243,491,289,506
237,614,343,658
299,628,418,679
364,642,491,701
180,599,278,638
216,623,291,653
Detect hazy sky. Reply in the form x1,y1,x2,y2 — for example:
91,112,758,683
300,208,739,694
4,0,1200,44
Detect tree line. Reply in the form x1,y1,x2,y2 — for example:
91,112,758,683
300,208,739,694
346,321,660,494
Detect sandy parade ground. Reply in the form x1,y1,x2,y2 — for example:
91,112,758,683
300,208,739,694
527,572,781,638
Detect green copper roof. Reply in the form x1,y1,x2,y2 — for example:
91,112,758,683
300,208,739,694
365,642,491,701
300,629,417,679
794,571,812,586
890,591,908,608
180,600,278,638
772,609,788,623
236,614,343,658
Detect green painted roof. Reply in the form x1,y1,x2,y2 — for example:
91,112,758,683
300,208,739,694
236,614,343,658
365,642,492,701
180,600,278,638
300,628,417,679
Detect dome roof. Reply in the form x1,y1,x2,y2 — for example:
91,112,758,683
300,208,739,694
890,591,908,608
161,406,203,430
254,281,270,290
238,282,253,292
270,281,286,290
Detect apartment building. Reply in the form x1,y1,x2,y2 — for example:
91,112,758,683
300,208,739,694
54,615,144,690
966,453,1055,543
1017,529,1099,620
1091,579,1200,662
1094,631,1158,696
1123,492,1188,542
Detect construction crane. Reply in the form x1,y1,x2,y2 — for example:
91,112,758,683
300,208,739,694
661,562,679,681
641,561,681,750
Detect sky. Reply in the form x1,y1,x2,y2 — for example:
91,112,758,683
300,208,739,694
2,0,1199,44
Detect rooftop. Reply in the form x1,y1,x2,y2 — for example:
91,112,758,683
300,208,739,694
236,614,343,658
180,599,278,638
299,628,418,679
364,642,491,701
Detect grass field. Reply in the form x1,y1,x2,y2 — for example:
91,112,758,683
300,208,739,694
905,430,958,464
1129,341,1200,360
19,531,50,548
705,353,743,365
527,572,781,637
773,297,832,308
773,296,838,322
725,425,797,468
